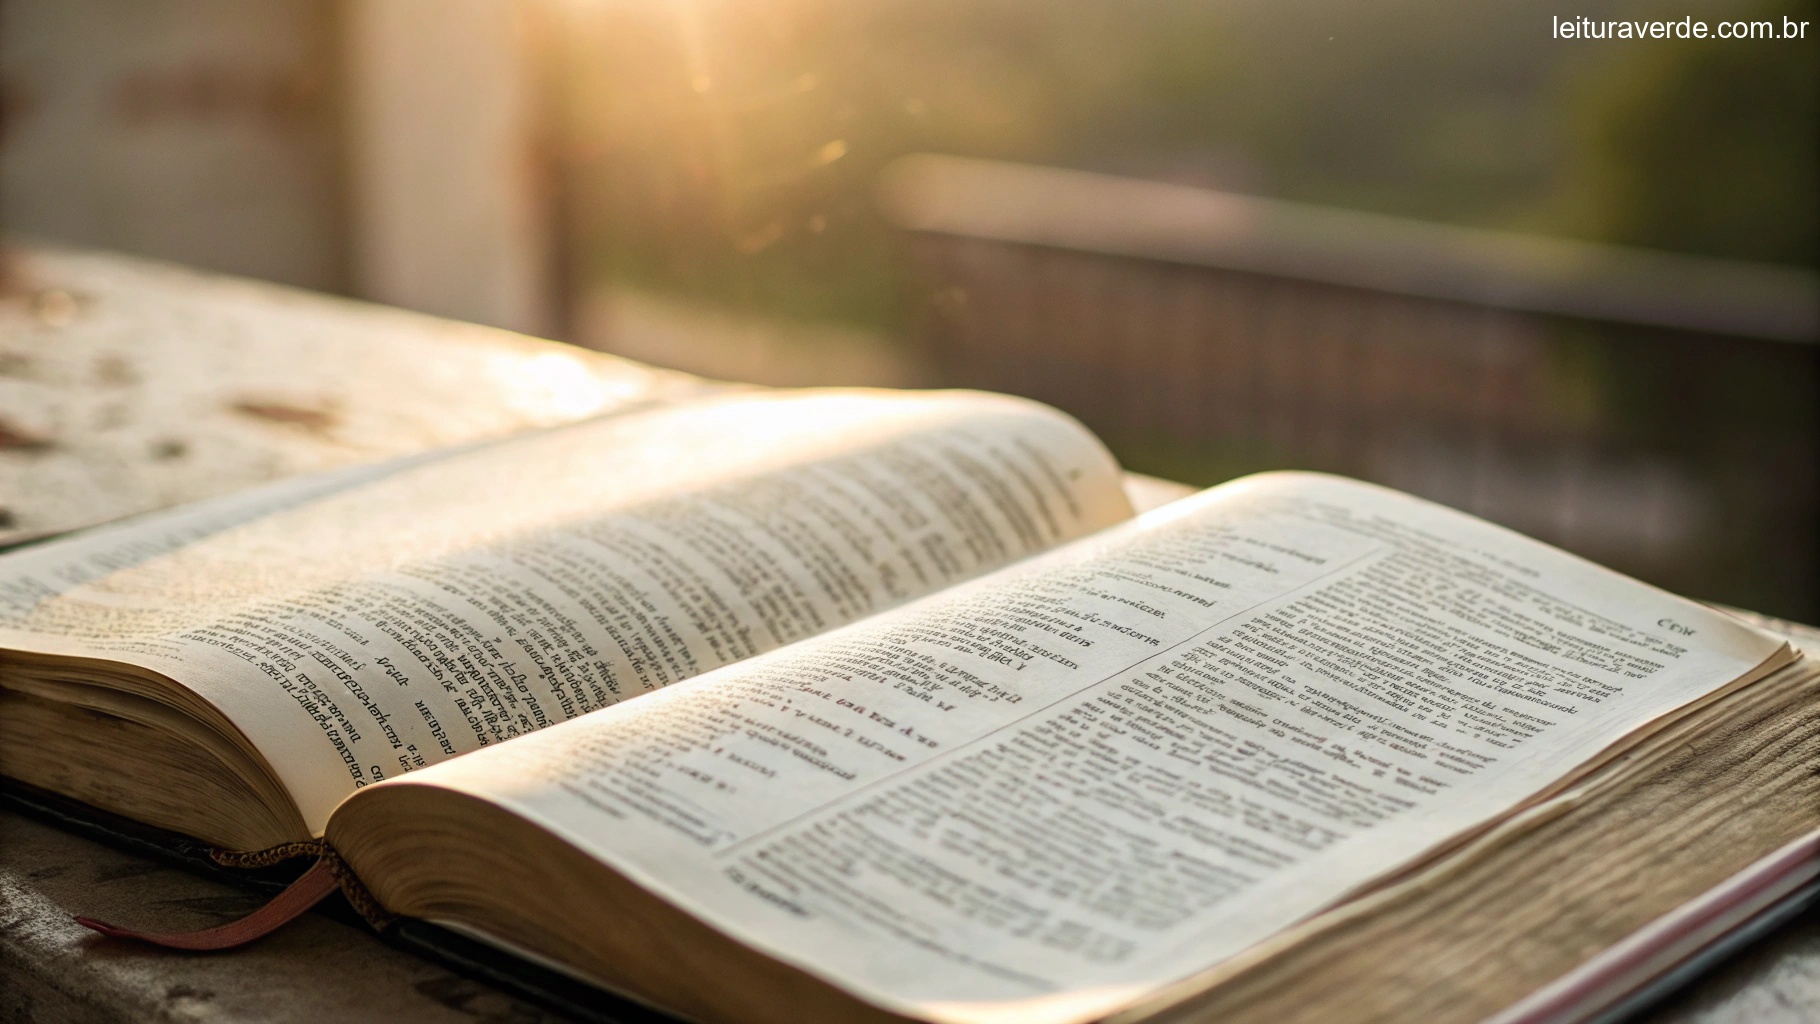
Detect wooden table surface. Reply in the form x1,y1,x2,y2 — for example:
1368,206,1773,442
0,244,705,546
1,245,1816,1023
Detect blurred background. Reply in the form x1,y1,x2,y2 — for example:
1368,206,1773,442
2,0,1816,616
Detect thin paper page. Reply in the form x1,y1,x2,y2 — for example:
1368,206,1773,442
401,472,1786,1024
0,390,1131,832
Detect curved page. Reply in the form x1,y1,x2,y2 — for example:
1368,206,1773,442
384,472,1787,1024
0,390,1131,831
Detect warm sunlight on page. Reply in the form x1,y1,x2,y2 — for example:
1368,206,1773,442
391,473,1786,1024
0,391,1131,830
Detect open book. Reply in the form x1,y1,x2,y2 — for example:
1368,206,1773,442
2,389,1816,1024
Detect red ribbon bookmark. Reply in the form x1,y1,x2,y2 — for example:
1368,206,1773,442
76,856,340,951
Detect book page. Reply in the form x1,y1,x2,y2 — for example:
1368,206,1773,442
391,472,1788,1024
0,390,1132,832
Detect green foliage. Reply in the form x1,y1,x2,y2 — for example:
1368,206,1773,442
555,0,1814,332
1552,0,1818,266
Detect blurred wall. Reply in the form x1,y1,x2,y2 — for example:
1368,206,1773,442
0,0,558,334
0,0,348,291
345,0,557,337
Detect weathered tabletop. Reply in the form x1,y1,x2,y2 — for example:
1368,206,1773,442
0,244,705,545
1,809,572,1024
1,246,1817,1023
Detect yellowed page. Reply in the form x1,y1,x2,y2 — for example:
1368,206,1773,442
0,390,1132,831
381,472,1786,1024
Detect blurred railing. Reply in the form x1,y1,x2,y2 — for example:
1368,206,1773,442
881,155,1820,618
